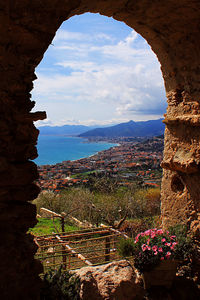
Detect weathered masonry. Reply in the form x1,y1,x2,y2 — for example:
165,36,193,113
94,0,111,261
0,0,200,298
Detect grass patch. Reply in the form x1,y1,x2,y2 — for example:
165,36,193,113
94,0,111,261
71,170,98,179
29,218,78,236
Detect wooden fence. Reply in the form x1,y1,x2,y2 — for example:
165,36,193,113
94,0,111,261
35,227,123,273
35,207,129,273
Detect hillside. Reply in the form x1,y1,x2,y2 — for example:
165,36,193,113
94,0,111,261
38,124,95,136
79,119,165,138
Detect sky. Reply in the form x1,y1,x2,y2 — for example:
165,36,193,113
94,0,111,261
32,13,167,127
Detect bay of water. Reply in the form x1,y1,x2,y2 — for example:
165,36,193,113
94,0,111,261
34,135,117,166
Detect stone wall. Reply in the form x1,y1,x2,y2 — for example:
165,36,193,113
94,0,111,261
0,0,200,298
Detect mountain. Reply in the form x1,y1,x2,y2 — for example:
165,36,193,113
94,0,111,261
38,125,96,136
78,119,165,138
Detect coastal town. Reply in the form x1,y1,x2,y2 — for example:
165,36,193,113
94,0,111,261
37,135,164,192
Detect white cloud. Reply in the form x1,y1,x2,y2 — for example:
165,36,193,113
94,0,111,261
56,61,97,72
53,30,87,41
35,117,131,127
95,33,114,41
35,118,53,127
32,24,166,125
53,29,114,44
124,30,138,45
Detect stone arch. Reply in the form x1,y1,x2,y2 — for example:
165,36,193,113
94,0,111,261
1,1,200,298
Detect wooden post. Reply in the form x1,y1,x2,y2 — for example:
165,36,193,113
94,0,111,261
55,235,93,266
53,245,55,267
105,236,110,262
60,216,66,270
61,215,65,233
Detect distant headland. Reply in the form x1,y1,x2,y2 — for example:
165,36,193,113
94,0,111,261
38,118,165,138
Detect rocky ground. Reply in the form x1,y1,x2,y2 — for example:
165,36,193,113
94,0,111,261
74,260,200,300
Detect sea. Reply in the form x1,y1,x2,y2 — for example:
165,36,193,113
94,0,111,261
34,135,118,166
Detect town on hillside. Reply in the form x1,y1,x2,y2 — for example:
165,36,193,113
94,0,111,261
37,135,164,192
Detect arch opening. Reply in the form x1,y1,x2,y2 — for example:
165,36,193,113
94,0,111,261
31,12,166,273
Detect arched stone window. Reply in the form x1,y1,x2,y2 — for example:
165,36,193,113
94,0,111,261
1,1,200,298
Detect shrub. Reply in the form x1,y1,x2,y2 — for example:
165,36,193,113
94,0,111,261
120,216,161,238
34,191,58,213
128,188,160,219
40,266,80,300
144,188,161,216
33,186,161,228
168,224,194,261
117,238,135,257
86,174,119,194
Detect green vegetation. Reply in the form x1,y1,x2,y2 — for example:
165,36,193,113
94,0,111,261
71,170,97,179
33,178,161,234
117,238,135,257
40,266,80,300
29,218,78,236
168,224,194,261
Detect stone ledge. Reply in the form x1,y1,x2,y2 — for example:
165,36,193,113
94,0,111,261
163,115,200,126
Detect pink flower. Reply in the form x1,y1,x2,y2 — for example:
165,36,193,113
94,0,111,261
161,257,165,260
147,246,151,250
165,251,171,259
142,244,147,251
135,233,140,241
161,238,166,242
170,235,176,240
152,245,158,252
170,241,178,250
158,247,163,253
144,229,151,236
154,251,158,255
135,233,142,243
157,229,164,235
165,242,171,247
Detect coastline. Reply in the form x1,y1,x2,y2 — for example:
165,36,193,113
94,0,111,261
68,143,120,164
37,135,163,192
34,135,119,166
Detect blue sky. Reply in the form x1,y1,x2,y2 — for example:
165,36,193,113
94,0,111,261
32,13,167,127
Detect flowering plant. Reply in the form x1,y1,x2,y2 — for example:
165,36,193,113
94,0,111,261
118,226,193,273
